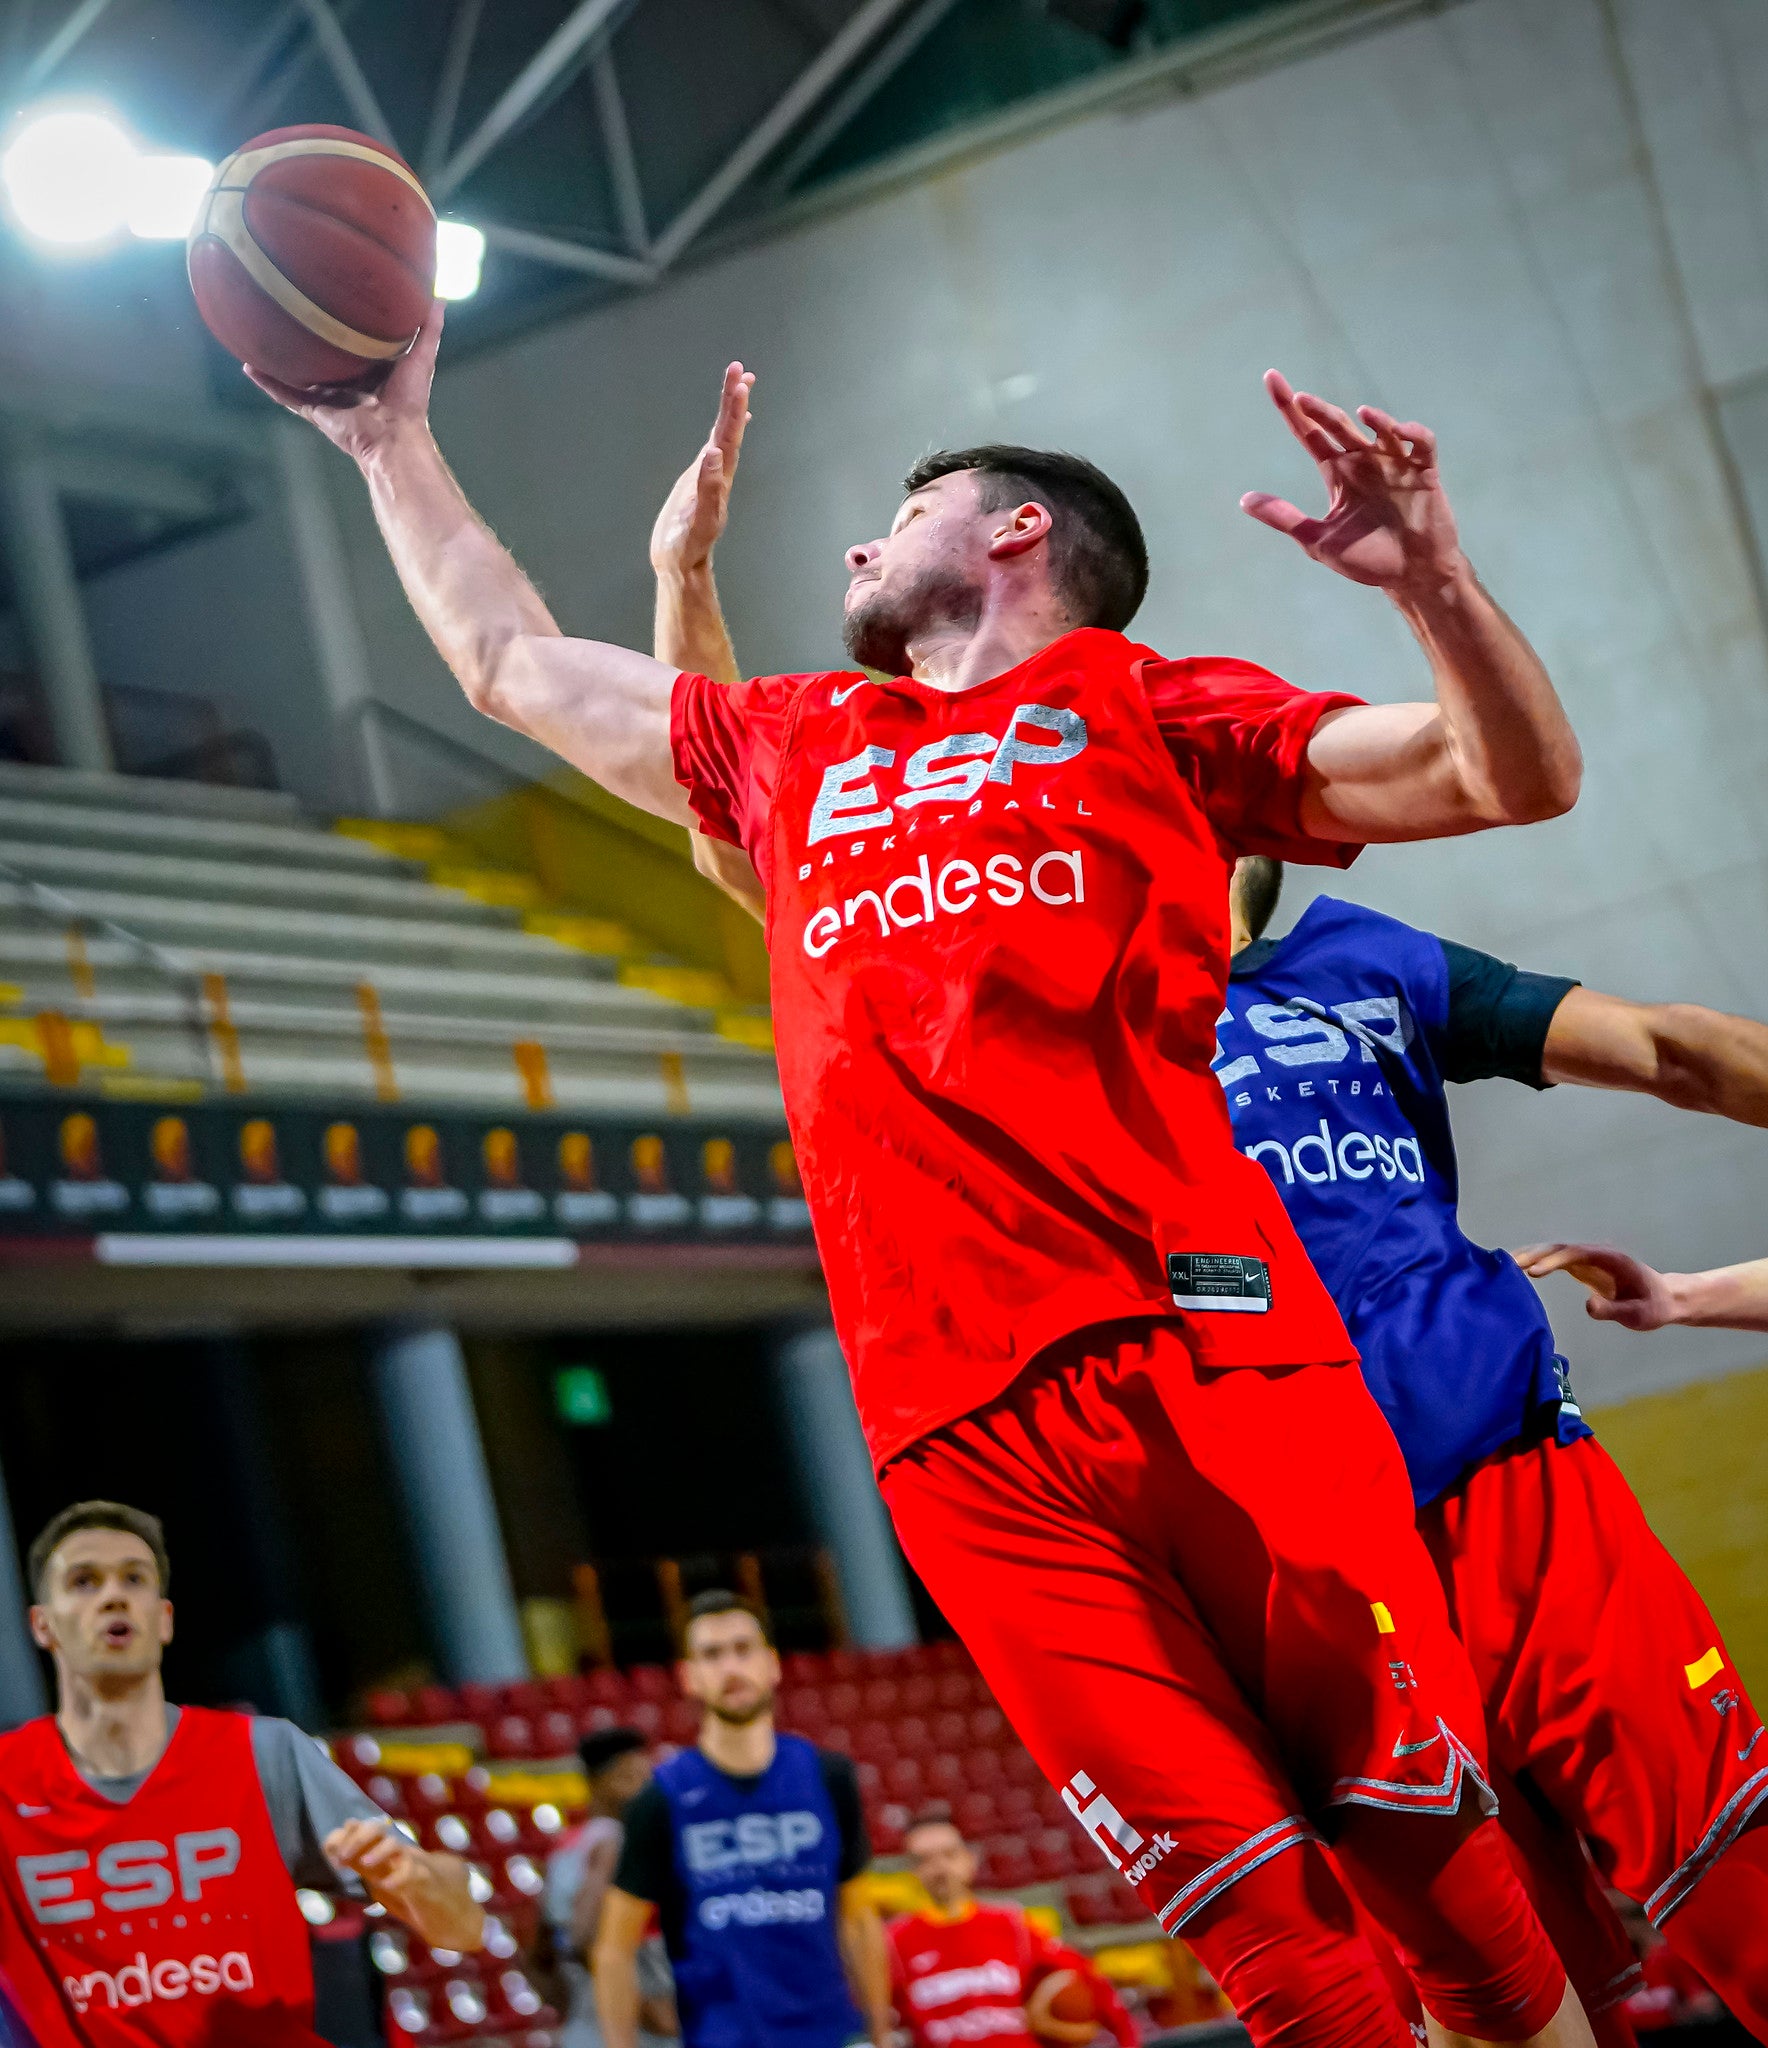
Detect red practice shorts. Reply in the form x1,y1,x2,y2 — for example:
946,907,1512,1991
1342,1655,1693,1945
881,1318,1497,1936
1420,1434,1768,1925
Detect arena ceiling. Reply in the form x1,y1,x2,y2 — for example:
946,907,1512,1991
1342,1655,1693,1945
0,0,1393,356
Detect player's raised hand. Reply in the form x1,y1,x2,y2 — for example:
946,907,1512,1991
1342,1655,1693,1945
1513,1242,1675,1330
651,362,755,578
245,299,444,463
1242,371,1464,597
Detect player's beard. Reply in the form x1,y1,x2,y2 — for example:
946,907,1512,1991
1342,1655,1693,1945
842,563,983,676
706,1686,775,1728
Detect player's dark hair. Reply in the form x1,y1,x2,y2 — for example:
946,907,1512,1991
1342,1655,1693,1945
681,1588,773,1653
29,1501,169,1600
903,445,1148,632
579,1726,647,1776
1233,857,1284,944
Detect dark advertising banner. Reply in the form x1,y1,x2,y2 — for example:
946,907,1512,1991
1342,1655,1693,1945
0,1089,813,1259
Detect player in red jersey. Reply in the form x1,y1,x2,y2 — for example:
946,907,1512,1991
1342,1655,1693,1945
0,1501,483,2048
888,1811,1136,2048
259,308,1593,2048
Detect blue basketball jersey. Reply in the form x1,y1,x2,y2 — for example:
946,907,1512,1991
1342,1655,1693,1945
1215,895,1591,1504
653,1734,861,2048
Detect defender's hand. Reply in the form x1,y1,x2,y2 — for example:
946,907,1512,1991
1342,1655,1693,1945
1242,370,1465,598
246,300,444,463
1513,1242,1675,1330
650,362,754,577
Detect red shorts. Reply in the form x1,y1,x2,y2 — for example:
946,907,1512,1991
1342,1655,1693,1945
881,1319,1496,1934
1420,1434,1768,1924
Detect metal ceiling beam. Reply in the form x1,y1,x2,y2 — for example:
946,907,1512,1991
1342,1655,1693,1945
650,0,923,272
434,0,627,203
589,46,648,256
478,220,655,287
293,0,397,151
421,0,485,184
50,449,229,523
766,0,964,198
20,0,120,92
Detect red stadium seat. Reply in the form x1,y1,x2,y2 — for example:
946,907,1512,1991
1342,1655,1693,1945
485,1715,534,1760
930,1641,969,1671
824,1681,861,1723
781,1651,825,1685
500,1680,549,1717
584,1668,630,1707
953,1791,998,1836
1036,1784,1068,1827
861,1679,901,1718
980,1836,1034,1890
364,1688,412,1727
1064,1879,1111,1927
1002,1745,1044,1789
884,1757,924,1801
970,1706,1006,1745
872,1809,906,1855
852,1719,895,1764
455,1681,500,1724
454,1766,492,1812
664,1700,700,1744
901,1675,937,1715
543,1674,590,1711
822,1724,853,1756
427,1813,473,1855
930,1711,967,1751
577,1704,621,1737
407,1773,452,1816
627,1700,664,1739
1030,1830,1078,1881
892,1715,932,1758
997,1785,1039,1828
536,1709,577,1755
411,1685,459,1726
334,1733,384,1777
927,1753,964,1794
781,1687,830,1734
365,1772,406,1814
628,1664,672,1703
827,1649,863,1680
934,1673,973,1711
896,1644,938,1675
963,1748,1004,1790
855,1759,882,1799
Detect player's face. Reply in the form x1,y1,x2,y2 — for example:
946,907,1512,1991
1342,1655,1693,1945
906,1821,977,1910
679,1611,780,1726
593,1748,653,1817
842,472,993,675
30,1530,172,1684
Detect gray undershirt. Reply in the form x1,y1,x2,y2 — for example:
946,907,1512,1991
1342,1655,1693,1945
74,1705,387,1891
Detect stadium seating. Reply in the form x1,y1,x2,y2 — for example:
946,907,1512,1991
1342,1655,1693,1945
0,761,778,1116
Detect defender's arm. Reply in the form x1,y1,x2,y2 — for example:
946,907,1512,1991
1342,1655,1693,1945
591,1888,652,2048
1539,986,1768,1125
250,306,689,827
1514,1246,1768,1334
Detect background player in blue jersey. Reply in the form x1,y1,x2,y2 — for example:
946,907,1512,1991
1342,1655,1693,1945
595,1593,890,2048
1218,855,1768,2043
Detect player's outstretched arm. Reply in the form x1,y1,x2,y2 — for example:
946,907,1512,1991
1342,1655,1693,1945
324,1820,484,1951
652,361,753,686
1514,1245,1768,1333
1242,372,1582,843
1540,986,1768,1125
247,305,690,828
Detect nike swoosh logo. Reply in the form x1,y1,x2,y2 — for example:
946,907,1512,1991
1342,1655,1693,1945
1739,1724,1765,1763
17,1804,49,1816
831,680,867,706
1392,1733,1442,1759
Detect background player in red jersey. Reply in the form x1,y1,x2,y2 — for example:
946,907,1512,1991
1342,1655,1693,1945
0,1501,482,2048
257,308,1594,2048
888,1811,1135,2048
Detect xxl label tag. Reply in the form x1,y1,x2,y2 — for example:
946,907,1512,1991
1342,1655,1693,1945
1167,1252,1271,1313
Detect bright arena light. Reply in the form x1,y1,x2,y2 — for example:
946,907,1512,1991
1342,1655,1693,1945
2,104,137,246
127,152,214,239
435,219,485,301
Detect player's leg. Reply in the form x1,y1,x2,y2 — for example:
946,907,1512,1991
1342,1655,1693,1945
880,1405,1414,2048
1421,1435,1767,2042
1111,1327,1580,2048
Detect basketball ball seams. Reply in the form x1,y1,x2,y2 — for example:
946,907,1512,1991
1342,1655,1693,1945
247,185,434,300
193,186,413,361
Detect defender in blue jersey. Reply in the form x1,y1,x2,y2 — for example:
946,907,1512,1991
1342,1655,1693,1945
1218,858,1768,2042
596,1592,889,2048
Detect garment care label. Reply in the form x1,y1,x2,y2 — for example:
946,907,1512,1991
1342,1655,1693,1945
1167,1252,1272,1313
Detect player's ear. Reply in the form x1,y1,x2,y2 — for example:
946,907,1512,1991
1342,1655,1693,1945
157,1598,175,1646
988,501,1052,561
27,1605,53,1651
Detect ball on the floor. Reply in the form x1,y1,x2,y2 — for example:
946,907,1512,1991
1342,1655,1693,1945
188,124,435,390
1033,1969,1097,2034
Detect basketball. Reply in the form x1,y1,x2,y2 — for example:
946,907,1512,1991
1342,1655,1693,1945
187,124,435,390
1031,1969,1097,2035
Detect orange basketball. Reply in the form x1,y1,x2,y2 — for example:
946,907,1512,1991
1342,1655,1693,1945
187,124,435,390
1033,1969,1097,2034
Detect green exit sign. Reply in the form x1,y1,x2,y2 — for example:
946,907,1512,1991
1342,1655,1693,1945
554,1365,612,1426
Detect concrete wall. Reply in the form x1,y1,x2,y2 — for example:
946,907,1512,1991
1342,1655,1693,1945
93,0,1766,1410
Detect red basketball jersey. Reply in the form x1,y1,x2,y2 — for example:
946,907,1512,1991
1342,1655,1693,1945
888,1901,1134,2048
0,1707,323,2048
672,628,1365,1465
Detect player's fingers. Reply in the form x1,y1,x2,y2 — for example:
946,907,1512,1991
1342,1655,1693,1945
1240,492,1323,546
1295,390,1371,453
412,298,445,366
1511,1243,1582,1277
1266,379,1340,463
1357,405,1410,459
1394,420,1436,463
